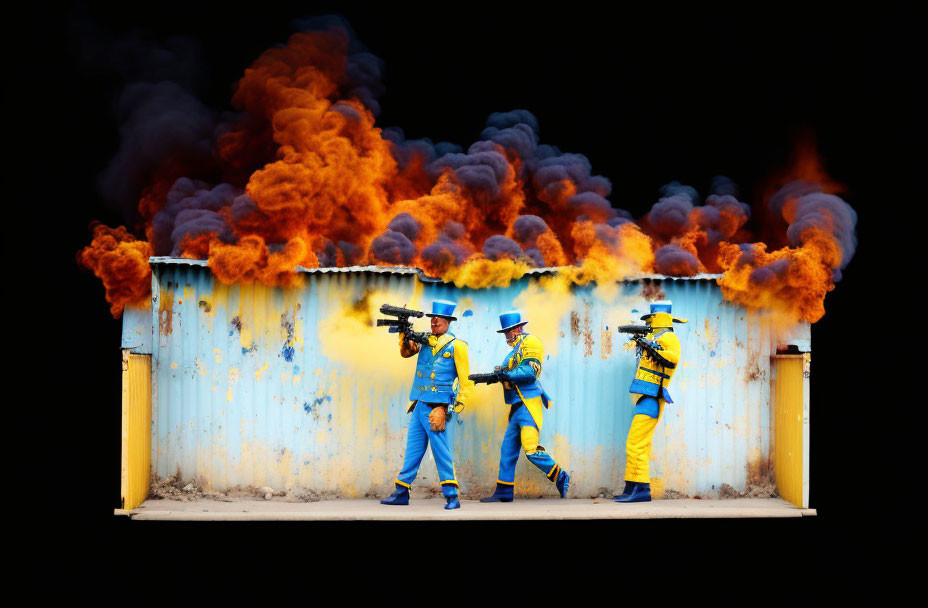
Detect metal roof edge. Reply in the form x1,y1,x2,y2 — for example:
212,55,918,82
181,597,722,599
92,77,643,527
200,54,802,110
147,257,721,283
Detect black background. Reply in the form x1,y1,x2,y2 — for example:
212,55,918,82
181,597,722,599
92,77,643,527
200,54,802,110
28,1,920,586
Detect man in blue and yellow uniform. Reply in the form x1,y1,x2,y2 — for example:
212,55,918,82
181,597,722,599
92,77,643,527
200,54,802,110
615,300,687,503
480,311,570,502
380,299,474,510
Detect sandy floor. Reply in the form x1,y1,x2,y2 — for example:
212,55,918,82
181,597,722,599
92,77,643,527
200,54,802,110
120,497,816,521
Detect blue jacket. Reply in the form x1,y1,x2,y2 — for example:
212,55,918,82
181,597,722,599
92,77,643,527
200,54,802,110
406,332,474,408
501,333,551,407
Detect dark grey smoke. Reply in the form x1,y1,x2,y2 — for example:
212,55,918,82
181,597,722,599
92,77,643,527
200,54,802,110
531,152,612,203
421,240,470,269
710,175,740,197
654,244,700,275
387,213,422,241
734,243,758,266
647,179,750,242
71,18,218,223
425,111,615,224
607,211,634,228
313,239,338,267
99,82,218,221
568,192,618,221
699,194,751,241
151,178,239,255
484,110,540,133
337,241,364,266
382,127,463,171
658,180,700,204
647,192,695,238
512,215,553,268
429,142,512,198
420,221,472,271
512,215,550,244
371,231,416,264
480,121,539,161
441,221,466,240
290,15,385,116
787,192,858,279
766,181,858,280
482,235,525,261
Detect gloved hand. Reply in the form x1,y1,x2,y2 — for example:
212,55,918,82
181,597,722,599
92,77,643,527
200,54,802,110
399,332,421,358
429,406,448,432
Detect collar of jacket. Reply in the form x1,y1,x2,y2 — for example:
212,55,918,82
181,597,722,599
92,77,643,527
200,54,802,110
431,332,455,356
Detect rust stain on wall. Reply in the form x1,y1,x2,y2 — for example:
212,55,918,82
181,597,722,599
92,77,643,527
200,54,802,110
158,282,175,336
600,329,613,359
583,304,593,357
640,281,665,301
744,352,763,382
570,311,580,344
703,318,717,346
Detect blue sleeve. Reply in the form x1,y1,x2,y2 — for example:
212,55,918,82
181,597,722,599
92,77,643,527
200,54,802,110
505,359,540,385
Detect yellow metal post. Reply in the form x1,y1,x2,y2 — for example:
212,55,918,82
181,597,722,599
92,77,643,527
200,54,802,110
773,354,810,508
121,350,152,511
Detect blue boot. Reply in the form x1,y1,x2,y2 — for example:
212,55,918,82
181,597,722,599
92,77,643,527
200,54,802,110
479,483,514,502
614,482,651,503
380,483,410,506
444,496,461,510
614,481,636,501
556,470,571,498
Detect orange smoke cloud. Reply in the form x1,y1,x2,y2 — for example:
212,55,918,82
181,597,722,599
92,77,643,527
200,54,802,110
714,137,856,323
79,224,153,317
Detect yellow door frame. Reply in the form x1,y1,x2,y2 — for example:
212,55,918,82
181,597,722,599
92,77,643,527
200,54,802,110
772,353,810,508
120,350,152,511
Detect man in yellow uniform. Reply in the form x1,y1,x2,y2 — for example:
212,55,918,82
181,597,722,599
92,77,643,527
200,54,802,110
380,300,474,510
616,300,687,503
479,311,570,502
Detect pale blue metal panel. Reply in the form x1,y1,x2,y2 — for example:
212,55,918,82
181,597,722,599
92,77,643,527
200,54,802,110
121,302,152,354
141,258,803,498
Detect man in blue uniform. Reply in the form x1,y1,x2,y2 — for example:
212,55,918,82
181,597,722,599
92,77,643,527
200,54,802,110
380,299,474,510
480,310,570,502
615,300,686,503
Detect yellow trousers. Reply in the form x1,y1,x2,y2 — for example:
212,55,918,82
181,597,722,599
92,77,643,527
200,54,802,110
624,401,664,483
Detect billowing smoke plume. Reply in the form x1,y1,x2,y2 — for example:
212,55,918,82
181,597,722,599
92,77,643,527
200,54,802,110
79,15,858,325
482,235,526,261
151,178,238,256
71,19,219,225
717,161,858,321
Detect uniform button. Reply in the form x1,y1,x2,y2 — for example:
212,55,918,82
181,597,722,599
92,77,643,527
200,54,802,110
430,373,435,379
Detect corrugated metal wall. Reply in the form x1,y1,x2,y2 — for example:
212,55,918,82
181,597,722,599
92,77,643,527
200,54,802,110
145,258,807,498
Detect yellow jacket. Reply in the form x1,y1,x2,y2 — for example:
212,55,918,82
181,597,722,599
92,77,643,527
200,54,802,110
629,328,681,403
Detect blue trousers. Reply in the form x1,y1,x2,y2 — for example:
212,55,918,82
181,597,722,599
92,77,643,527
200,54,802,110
495,403,560,486
395,401,458,498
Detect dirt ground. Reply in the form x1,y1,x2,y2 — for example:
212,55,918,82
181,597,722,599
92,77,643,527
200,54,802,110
150,475,324,503
150,475,777,503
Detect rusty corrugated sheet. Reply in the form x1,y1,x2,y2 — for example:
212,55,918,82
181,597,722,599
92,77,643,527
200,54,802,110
144,258,809,498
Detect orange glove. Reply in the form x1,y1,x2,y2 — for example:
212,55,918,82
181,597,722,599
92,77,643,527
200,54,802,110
428,406,447,432
399,332,421,358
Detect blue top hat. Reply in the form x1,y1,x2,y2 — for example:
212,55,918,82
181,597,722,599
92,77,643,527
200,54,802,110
640,299,672,320
497,310,528,333
426,299,457,321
